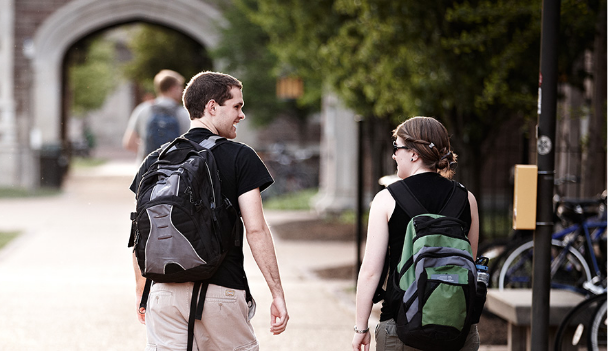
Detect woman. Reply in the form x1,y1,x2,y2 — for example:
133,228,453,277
352,116,480,351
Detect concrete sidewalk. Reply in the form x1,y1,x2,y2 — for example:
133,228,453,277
0,160,364,351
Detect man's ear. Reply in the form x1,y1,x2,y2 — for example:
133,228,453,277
205,100,216,115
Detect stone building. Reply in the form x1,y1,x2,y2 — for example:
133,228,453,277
0,0,360,214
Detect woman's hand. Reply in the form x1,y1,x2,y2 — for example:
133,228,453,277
352,331,371,351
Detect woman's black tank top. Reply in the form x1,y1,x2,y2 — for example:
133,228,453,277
379,172,472,321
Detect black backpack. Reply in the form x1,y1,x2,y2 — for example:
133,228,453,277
145,104,181,156
128,136,243,350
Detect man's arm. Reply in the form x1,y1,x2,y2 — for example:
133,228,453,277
123,101,149,153
122,127,140,153
238,188,289,335
132,252,147,324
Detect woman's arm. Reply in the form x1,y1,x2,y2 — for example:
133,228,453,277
352,189,394,351
467,191,480,258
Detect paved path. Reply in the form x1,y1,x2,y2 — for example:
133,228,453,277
0,160,368,351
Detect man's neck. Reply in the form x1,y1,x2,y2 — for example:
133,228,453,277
190,119,218,135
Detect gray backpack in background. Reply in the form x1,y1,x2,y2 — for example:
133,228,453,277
144,104,181,155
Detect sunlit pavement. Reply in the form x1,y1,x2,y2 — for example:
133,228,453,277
0,153,506,351
0,157,363,351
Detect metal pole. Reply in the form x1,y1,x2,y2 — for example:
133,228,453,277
355,115,364,277
532,0,560,350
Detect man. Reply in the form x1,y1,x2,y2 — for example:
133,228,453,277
122,69,191,162
130,71,289,350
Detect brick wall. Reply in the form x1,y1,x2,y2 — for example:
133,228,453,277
14,0,72,114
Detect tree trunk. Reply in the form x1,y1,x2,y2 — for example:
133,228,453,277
367,116,393,195
582,9,607,197
455,141,484,237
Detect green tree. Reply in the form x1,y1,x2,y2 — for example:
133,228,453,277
122,23,213,98
211,0,320,127
68,37,117,115
247,0,603,199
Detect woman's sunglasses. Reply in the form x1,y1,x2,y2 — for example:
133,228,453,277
393,141,410,155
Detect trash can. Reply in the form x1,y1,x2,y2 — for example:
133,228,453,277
39,144,69,188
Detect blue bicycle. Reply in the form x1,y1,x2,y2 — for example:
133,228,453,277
497,195,607,294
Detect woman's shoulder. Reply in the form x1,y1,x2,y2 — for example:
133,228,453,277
372,188,395,207
371,188,397,220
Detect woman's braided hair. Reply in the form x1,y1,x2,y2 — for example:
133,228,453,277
393,116,457,179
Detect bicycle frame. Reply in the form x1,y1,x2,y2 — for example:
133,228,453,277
552,219,607,279
500,218,606,293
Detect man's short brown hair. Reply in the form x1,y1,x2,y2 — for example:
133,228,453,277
183,71,243,119
154,70,185,94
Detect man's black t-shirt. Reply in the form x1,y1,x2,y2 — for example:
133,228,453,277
129,127,274,290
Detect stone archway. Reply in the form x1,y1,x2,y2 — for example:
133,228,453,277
31,0,224,146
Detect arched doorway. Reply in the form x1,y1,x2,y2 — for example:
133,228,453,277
31,0,223,153
63,23,213,157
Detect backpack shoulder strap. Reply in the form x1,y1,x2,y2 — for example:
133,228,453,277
373,181,423,304
439,182,469,218
387,180,428,218
199,135,227,150
157,137,187,158
158,135,226,157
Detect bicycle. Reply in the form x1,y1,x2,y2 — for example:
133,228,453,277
496,195,606,294
483,176,581,288
553,291,607,350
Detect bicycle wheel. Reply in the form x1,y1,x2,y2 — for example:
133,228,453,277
588,298,607,351
487,231,532,288
554,294,606,350
498,239,592,291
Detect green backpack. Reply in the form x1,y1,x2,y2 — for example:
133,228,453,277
387,180,477,351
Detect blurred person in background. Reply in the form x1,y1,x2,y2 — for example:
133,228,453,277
122,69,191,162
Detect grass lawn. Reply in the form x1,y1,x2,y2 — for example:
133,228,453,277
263,188,318,210
0,231,20,250
0,187,61,198
71,156,106,168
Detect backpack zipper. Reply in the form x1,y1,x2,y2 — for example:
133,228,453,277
204,161,217,211
415,250,475,264
413,251,475,285
413,231,470,243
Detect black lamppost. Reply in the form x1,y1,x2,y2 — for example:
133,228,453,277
532,0,560,349
355,115,364,275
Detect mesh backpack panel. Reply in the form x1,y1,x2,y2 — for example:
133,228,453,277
387,181,477,351
145,104,181,155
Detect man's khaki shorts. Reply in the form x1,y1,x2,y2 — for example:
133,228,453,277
145,282,258,351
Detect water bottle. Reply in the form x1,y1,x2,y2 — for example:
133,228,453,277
472,256,489,324
475,257,490,287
